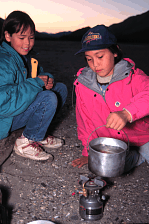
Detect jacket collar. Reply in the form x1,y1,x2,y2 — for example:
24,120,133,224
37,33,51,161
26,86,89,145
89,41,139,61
111,59,133,84
1,41,37,59
1,41,19,56
77,59,134,94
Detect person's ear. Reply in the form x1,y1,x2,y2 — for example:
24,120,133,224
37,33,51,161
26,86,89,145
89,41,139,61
4,31,11,42
114,44,120,57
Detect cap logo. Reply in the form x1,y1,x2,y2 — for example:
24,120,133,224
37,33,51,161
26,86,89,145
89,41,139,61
83,32,102,44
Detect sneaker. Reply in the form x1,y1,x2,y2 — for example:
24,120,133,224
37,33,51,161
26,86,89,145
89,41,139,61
14,135,52,161
39,136,63,149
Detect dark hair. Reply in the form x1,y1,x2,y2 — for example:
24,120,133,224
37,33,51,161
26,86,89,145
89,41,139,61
0,10,35,44
84,44,123,65
108,44,123,64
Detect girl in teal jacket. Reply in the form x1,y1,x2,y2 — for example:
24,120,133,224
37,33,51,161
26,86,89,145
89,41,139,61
0,11,67,161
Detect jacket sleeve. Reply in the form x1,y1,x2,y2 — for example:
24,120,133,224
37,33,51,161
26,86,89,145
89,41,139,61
0,60,45,117
75,98,90,156
38,66,54,80
74,69,97,156
31,58,54,80
124,68,149,122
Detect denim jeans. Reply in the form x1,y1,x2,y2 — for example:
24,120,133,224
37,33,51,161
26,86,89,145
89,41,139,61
124,143,149,173
11,82,67,141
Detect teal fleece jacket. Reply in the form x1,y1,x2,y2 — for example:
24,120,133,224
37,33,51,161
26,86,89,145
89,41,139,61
0,41,53,140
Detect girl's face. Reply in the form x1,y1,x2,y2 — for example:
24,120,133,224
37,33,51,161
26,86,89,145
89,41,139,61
85,49,117,77
4,26,35,55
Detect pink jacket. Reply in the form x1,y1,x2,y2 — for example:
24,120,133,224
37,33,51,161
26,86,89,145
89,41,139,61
74,58,149,156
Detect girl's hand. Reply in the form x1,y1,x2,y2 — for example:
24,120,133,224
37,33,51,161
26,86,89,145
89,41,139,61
45,78,54,90
38,76,54,89
106,110,131,131
38,75,48,86
71,156,88,168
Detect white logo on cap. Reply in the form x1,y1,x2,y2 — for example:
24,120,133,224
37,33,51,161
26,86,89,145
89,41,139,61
83,32,102,44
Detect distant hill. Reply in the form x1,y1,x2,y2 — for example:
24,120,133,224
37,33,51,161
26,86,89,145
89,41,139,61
58,26,90,41
62,10,149,43
34,27,90,41
109,10,149,43
0,10,149,43
35,30,71,40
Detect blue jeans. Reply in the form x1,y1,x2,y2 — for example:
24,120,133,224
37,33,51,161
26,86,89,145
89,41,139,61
11,82,67,141
124,143,149,173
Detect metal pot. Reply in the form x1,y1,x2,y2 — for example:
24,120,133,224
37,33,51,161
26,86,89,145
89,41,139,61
88,126,128,177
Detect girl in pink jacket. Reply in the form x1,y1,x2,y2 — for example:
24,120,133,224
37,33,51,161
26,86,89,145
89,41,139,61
72,25,149,173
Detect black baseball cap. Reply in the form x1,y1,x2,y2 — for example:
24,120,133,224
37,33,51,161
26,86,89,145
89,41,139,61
75,25,117,55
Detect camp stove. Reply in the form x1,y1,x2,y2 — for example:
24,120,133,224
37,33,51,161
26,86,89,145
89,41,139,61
79,175,106,221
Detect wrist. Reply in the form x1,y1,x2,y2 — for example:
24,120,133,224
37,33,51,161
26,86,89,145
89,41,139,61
123,108,132,123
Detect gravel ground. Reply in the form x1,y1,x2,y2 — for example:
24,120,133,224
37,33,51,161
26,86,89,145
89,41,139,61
0,41,149,224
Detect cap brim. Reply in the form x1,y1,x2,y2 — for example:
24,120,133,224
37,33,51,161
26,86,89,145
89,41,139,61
75,49,85,55
75,43,115,55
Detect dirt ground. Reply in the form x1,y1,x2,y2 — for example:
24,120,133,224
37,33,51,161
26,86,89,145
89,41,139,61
0,41,149,224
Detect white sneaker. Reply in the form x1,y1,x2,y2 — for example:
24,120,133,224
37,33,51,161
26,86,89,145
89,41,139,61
39,136,63,149
14,135,52,161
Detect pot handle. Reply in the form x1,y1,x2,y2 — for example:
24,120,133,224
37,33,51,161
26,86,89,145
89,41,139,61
87,125,129,151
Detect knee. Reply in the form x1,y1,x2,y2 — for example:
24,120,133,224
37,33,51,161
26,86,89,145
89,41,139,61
47,91,58,108
60,83,68,93
54,82,68,95
37,90,58,108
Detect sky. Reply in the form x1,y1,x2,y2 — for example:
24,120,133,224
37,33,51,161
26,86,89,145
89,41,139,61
0,0,149,33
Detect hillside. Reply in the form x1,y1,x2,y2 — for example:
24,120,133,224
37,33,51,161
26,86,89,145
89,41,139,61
109,10,149,43
59,26,90,41
0,10,149,43
62,10,149,43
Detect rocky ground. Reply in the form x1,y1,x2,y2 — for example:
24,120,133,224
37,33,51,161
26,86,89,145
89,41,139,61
0,41,149,224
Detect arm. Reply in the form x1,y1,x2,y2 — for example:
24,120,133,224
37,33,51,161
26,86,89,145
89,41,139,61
38,65,54,79
38,75,54,90
106,68,149,131
124,69,149,122
0,62,44,117
106,110,131,131
74,79,99,157
31,58,54,83
72,70,92,168
38,66,54,90
72,83,98,167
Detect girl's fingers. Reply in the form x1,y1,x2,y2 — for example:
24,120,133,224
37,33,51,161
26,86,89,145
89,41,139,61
71,158,81,167
72,157,88,168
38,76,48,86
45,83,53,89
106,112,128,131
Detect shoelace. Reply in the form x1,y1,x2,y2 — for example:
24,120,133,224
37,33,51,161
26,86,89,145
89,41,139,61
22,142,43,151
45,136,54,144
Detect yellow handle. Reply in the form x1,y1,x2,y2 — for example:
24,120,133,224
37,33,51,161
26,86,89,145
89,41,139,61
31,58,38,78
